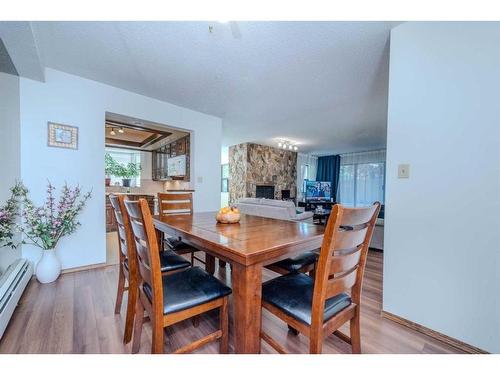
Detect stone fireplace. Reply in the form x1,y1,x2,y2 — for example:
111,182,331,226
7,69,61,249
228,143,297,204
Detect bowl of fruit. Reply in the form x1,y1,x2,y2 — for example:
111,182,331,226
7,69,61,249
216,206,241,224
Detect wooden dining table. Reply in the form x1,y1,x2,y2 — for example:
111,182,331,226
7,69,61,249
153,211,325,354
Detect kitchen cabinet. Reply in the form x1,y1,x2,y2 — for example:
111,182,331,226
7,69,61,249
152,135,190,181
106,194,155,232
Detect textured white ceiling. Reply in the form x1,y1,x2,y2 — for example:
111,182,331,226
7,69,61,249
0,21,44,81
30,21,396,154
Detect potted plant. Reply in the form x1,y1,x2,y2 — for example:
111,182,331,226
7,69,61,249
115,162,141,187
20,182,91,283
105,153,117,187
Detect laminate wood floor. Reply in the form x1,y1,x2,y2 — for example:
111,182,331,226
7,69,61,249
0,250,465,354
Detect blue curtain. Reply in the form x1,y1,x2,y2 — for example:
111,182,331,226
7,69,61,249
316,155,341,201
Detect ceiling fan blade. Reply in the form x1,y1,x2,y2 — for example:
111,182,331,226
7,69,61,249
229,21,242,39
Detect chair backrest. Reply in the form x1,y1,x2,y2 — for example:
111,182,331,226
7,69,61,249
124,198,163,305
158,193,193,217
311,202,381,325
109,195,136,266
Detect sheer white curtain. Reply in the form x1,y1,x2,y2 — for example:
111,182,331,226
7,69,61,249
338,150,386,207
296,153,318,201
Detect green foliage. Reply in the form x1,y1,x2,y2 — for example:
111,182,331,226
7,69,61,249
0,182,27,249
105,153,119,177
105,153,141,179
114,162,141,178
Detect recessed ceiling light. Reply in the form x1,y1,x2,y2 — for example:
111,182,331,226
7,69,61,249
118,127,124,134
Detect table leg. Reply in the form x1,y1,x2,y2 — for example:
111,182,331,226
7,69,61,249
205,254,215,275
155,228,163,251
231,263,263,353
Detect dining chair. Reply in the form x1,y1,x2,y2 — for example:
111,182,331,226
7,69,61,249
265,251,318,275
109,194,191,344
158,192,205,266
124,198,232,354
260,202,380,354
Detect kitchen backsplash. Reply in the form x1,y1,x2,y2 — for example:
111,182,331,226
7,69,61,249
164,180,192,191
106,179,164,196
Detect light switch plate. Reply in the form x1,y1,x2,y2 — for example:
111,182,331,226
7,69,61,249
398,164,410,178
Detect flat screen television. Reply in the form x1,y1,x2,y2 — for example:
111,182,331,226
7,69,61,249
305,180,331,201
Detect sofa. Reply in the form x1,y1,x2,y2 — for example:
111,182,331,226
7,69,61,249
236,198,314,222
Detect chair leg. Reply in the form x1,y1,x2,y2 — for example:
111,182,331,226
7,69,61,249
191,251,195,266
114,265,125,314
151,315,164,354
309,330,323,354
220,297,229,353
205,254,215,274
350,307,361,354
131,299,144,354
219,260,227,269
123,283,137,344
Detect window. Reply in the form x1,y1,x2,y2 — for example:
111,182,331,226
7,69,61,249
106,148,142,187
338,150,385,207
221,164,229,193
297,154,318,200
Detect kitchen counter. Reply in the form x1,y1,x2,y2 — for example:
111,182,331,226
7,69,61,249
106,192,154,197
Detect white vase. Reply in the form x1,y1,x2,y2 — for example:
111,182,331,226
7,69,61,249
36,249,61,284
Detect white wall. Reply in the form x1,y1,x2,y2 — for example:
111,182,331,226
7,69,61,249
20,69,222,270
0,72,21,272
384,22,500,353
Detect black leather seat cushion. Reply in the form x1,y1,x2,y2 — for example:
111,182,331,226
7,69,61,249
271,251,318,273
143,266,232,315
124,250,191,273
165,237,196,253
262,273,351,325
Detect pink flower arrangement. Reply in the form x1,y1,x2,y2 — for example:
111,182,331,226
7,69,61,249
21,182,92,250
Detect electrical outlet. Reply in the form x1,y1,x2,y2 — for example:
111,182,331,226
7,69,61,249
398,164,410,178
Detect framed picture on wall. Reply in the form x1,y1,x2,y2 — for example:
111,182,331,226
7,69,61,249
47,122,78,150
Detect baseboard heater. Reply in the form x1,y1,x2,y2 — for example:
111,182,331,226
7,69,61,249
0,258,33,339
